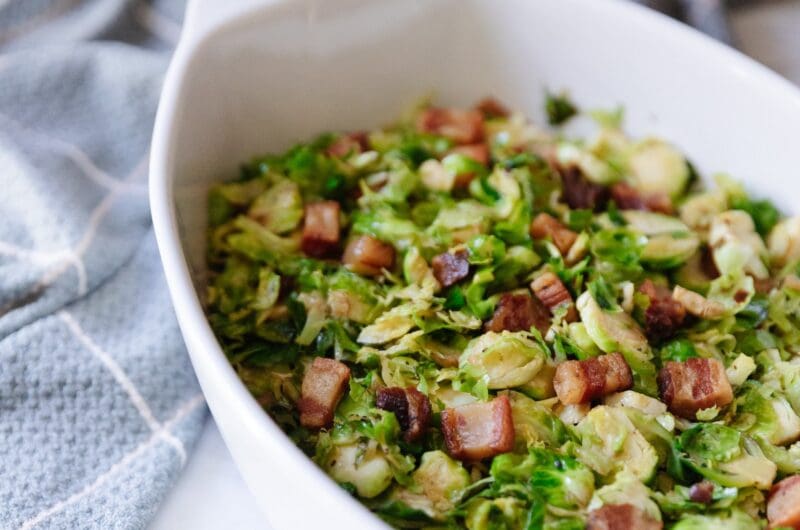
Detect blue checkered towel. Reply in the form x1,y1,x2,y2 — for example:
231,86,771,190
0,0,734,528
0,2,206,529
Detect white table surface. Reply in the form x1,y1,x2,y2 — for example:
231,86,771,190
151,419,270,529
150,3,800,528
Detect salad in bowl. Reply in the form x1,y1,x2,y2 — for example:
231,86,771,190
203,95,800,529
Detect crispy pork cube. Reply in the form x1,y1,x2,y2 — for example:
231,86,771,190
484,293,551,334
416,108,484,144
448,143,490,166
441,395,514,461
530,213,578,255
587,504,662,530
610,182,673,215
297,357,350,429
639,279,686,342
325,132,368,158
768,475,800,530
559,165,610,211
432,248,470,287
376,386,432,443
658,358,733,419
301,201,340,258
553,353,633,405
342,235,395,276
754,277,777,295
688,481,715,504
474,97,510,119
530,271,577,322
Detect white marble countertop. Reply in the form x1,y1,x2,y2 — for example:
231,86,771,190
149,3,800,528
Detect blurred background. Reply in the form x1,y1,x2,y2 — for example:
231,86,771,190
1,0,798,84
728,0,800,84
637,0,800,84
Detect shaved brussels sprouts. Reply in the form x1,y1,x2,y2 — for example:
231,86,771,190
296,292,327,345
567,322,602,357
516,362,556,400
326,443,394,498
576,406,659,481
228,216,301,259
738,383,800,446
710,210,769,279
207,97,797,528
680,191,728,235
674,251,715,294
464,497,526,530
768,216,800,268
716,454,777,490
671,510,760,530
589,470,662,522
402,246,438,289
419,159,456,192
507,391,571,448
577,291,657,394
247,178,303,234
357,307,415,345
390,450,470,518
622,211,699,269
492,448,595,509
678,423,777,489
557,142,618,185
459,331,548,389
605,390,667,417
726,354,756,387
626,137,690,199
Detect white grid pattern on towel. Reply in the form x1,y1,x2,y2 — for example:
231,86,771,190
57,310,189,464
19,394,205,530
1,5,203,524
0,147,149,300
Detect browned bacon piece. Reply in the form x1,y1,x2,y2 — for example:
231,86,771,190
416,108,484,145
325,132,368,158
342,235,395,276
688,481,715,504
587,504,662,530
432,249,470,288
301,201,341,258
376,386,432,443
530,213,578,256
610,182,674,215
701,246,720,279
297,357,351,429
448,143,490,166
475,97,510,119
553,353,633,405
639,279,686,343
657,358,733,420
531,272,577,322
754,277,777,295
768,475,800,530
440,395,514,461
484,293,551,334
559,165,610,211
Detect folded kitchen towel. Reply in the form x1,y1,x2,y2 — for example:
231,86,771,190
0,2,205,530
0,1,733,529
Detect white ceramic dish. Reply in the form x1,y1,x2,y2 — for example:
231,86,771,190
150,0,800,528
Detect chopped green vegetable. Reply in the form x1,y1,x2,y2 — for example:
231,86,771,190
544,90,578,125
206,96,793,529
